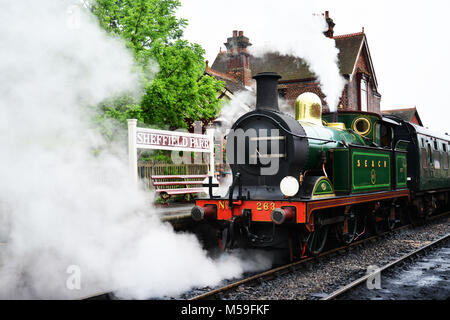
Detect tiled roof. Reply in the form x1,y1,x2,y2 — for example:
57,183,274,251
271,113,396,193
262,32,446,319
333,32,364,39
205,66,247,94
210,33,366,82
382,107,423,126
334,33,365,75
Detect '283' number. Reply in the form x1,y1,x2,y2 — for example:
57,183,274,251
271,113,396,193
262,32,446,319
256,202,276,211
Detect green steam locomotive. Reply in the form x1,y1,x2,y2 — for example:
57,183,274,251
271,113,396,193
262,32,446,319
192,72,450,258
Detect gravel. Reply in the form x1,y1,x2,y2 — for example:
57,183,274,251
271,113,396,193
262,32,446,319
222,216,450,300
338,244,450,300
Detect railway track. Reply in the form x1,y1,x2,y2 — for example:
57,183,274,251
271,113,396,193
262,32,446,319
189,212,449,300
322,232,450,300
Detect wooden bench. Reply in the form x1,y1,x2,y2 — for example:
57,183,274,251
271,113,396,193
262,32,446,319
150,174,209,204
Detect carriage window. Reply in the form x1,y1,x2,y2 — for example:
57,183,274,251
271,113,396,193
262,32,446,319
421,149,428,168
434,141,438,150
434,151,441,169
443,143,447,152
427,144,433,164
444,152,449,170
421,138,425,147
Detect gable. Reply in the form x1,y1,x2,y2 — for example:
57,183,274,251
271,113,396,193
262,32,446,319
355,49,370,75
334,33,365,75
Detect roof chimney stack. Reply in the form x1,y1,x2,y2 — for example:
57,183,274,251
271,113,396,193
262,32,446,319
323,11,335,38
223,30,253,86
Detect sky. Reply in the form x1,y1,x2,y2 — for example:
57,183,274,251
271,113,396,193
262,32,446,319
178,0,450,133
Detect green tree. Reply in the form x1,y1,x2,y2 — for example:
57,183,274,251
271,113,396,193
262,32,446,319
89,0,224,131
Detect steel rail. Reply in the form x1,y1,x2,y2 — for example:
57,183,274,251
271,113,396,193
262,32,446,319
322,232,450,300
189,212,449,300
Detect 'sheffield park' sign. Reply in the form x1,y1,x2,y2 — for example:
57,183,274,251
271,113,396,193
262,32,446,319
127,119,215,183
136,129,211,152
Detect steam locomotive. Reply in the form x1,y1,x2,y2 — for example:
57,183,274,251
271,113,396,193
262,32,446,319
191,72,450,258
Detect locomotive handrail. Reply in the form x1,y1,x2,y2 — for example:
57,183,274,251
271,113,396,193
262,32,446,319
233,113,338,144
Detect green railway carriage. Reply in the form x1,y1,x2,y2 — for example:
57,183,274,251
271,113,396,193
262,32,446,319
385,116,450,192
412,124,450,191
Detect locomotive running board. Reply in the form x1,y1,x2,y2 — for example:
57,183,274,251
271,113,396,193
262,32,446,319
304,189,410,229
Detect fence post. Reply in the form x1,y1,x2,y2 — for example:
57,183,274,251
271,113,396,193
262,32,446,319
127,119,138,184
207,128,215,176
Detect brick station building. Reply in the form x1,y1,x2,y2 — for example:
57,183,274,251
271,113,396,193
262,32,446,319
208,12,382,115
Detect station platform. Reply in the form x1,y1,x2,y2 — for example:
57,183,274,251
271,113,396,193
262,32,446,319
158,203,195,230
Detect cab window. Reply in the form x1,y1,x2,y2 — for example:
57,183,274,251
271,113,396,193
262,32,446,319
379,124,392,148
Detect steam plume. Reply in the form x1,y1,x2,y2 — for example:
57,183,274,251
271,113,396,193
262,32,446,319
0,0,271,299
249,11,346,112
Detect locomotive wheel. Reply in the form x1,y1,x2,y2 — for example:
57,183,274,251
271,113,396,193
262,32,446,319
335,215,357,245
387,217,396,231
408,204,426,226
305,225,329,256
387,206,398,231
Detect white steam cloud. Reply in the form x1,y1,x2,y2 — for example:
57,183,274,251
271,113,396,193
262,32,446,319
0,0,271,299
249,11,346,112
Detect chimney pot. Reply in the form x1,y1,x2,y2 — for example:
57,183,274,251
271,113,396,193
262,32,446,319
233,30,238,37
239,31,244,36
323,10,335,38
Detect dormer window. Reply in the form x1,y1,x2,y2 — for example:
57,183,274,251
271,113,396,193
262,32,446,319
360,77,368,112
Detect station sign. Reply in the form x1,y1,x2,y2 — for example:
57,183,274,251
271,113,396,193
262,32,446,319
127,119,215,183
135,128,211,152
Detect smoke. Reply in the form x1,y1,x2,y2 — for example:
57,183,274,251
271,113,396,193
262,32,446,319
0,0,271,299
216,90,255,133
248,10,346,112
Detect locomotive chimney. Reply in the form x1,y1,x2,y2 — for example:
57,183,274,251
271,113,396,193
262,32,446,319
253,72,282,112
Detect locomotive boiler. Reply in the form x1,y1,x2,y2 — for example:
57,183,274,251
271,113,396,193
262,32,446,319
192,72,449,258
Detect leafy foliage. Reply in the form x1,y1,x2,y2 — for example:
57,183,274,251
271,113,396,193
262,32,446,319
89,0,224,132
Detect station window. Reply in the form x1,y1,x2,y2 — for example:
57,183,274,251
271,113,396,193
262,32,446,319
360,78,368,112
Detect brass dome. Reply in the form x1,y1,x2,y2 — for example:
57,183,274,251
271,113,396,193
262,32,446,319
295,92,323,126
